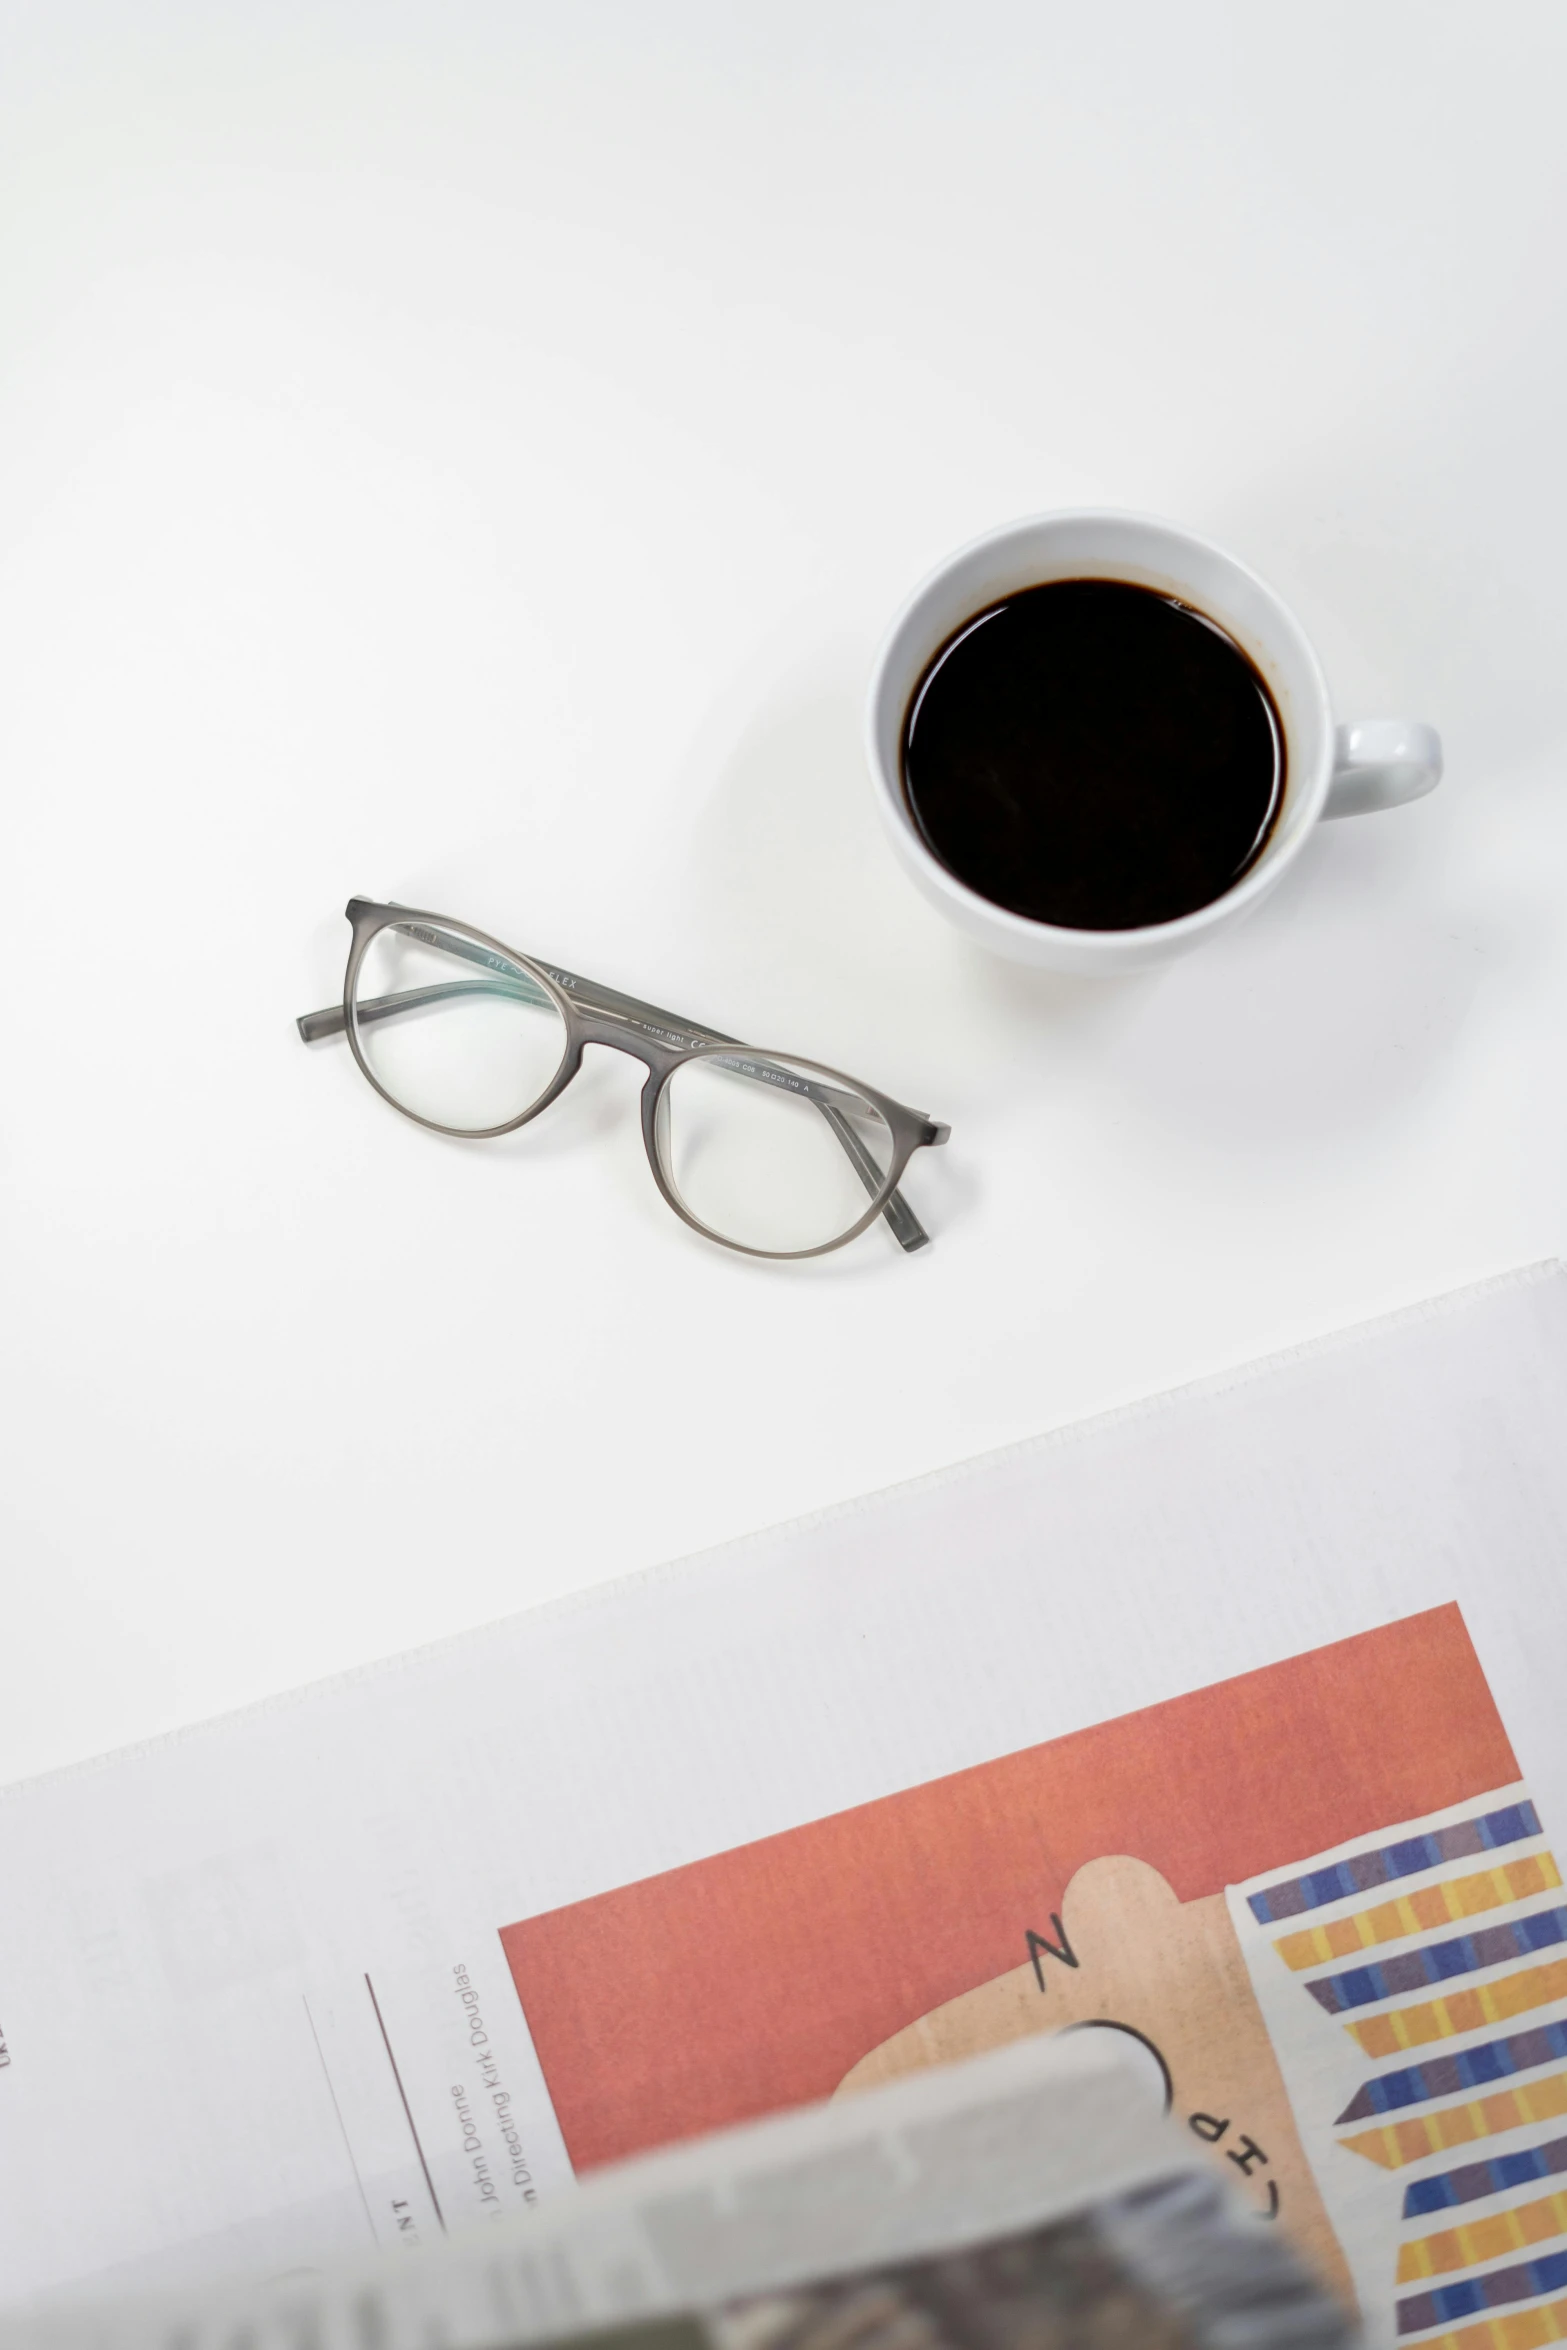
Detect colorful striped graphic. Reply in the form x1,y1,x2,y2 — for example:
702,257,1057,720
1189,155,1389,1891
1307,1910,1567,2018
1398,2251,1567,2337
1398,2186,1567,2282
1246,1780,1567,2342
1348,1960,1567,2059
1340,2025,1567,2122
1248,1804,1543,1926
1405,2139,1567,2219
1277,1858,1561,1973
1342,2073,1567,2170
1422,2294,1567,2350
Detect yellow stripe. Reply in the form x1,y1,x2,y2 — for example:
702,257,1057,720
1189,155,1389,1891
1428,2295,1567,2350
1398,2188,1567,2281
1347,1958,1567,2057
1339,2070,1567,2169
1273,1855,1561,1971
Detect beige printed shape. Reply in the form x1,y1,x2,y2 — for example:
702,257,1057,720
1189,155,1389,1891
835,1855,1353,2311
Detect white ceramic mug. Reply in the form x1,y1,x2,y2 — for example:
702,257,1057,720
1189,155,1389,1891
865,511,1442,974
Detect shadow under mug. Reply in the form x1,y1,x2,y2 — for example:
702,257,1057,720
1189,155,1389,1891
864,511,1442,975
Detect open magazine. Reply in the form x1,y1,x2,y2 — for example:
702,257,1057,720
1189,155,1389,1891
2,1264,1566,2350
0,2034,1350,2350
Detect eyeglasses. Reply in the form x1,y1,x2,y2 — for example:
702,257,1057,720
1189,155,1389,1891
297,899,951,1259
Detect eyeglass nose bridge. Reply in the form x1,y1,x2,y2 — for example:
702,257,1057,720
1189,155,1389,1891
564,1004,704,1079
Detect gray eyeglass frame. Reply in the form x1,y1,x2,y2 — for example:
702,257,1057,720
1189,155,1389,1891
297,898,951,1259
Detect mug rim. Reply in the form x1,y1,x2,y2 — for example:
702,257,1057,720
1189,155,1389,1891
864,507,1335,954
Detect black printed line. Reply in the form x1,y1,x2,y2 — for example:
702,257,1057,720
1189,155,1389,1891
366,1973,446,2232
302,1996,376,2242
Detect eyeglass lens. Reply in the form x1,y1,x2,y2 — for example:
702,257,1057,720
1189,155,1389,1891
350,921,568,1133
655,1055,896,1254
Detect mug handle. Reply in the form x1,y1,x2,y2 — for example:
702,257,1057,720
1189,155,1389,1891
1322,719,1443,819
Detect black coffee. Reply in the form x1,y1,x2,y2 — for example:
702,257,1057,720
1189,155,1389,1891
902,578,1284,930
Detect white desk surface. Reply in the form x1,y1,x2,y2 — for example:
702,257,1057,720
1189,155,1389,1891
3,4,1565,1788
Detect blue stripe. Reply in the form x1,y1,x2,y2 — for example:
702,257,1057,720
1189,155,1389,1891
1483,1804,1542,1851
1424,2278,1485,2323
1344,2023,1567,2118
1308,1907,1567,2013
1247,1801,1542,1924
1417,2249,1567,2326
1402,2135,1567,2217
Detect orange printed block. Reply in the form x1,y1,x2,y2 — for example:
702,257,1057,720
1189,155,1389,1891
1493,1961,1567,2022
1350,1960,1567,2056
1432,2298,1567,2350
1518,2075,1567,2128
1341,2072,1567,2168
1276,1857,1560,1973
1398,2191,1567,2282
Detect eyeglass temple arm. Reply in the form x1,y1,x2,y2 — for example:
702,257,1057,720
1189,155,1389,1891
297,935,945,1252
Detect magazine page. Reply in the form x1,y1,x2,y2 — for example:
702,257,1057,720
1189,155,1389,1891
1,1264,1565,2350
